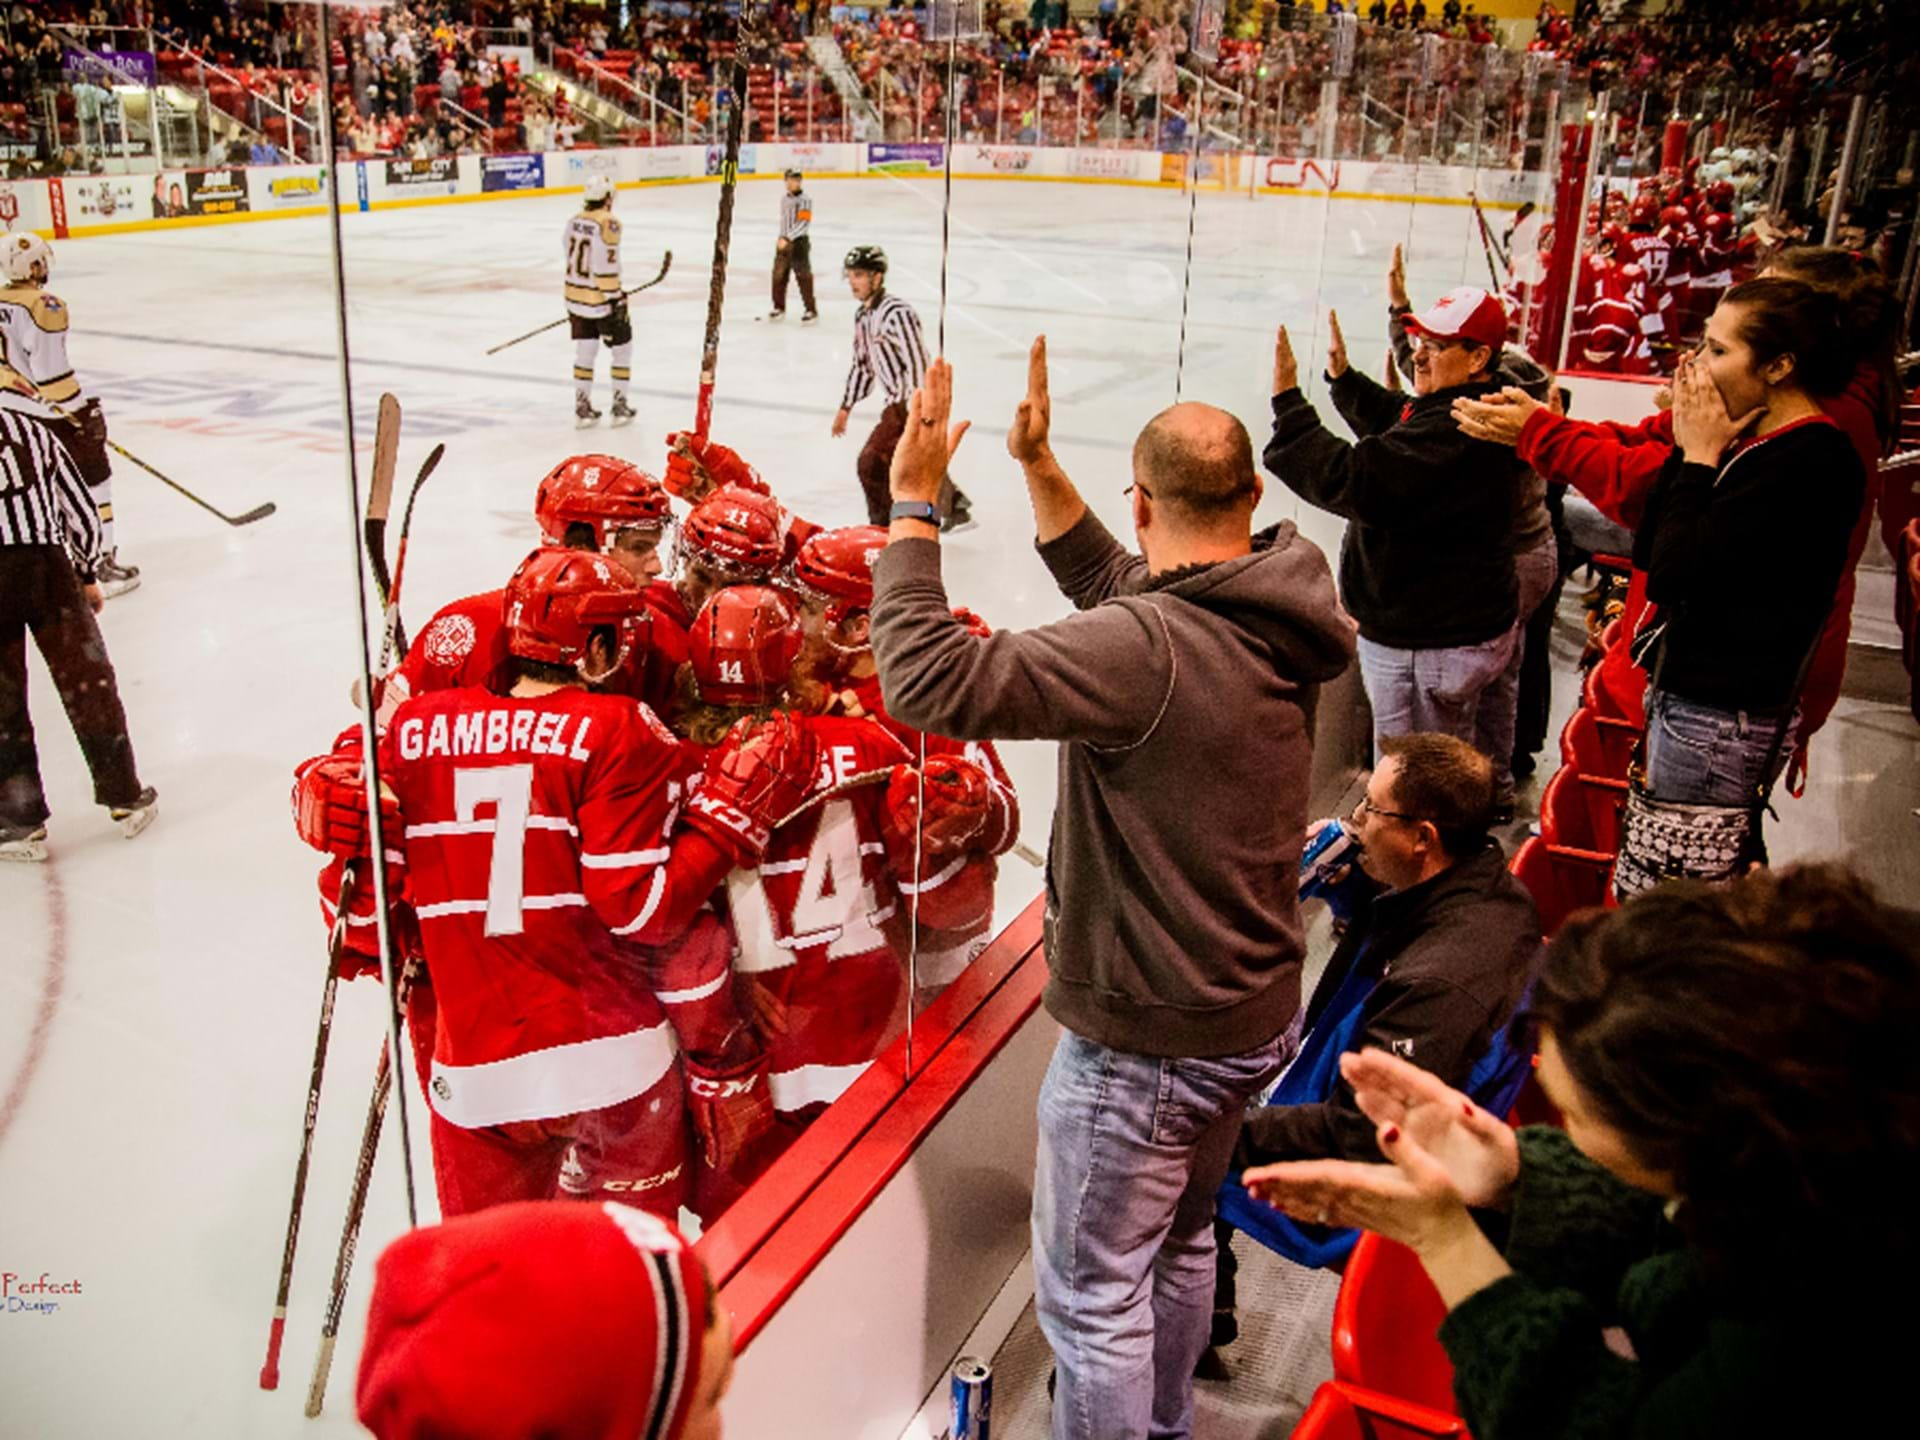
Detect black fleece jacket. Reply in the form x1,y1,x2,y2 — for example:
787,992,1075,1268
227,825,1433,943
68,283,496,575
1264,369,1522,649
1240,840,1540,1164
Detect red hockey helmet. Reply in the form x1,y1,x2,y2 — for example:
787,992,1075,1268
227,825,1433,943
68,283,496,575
1597,221,1629,254
1700,211,1736,245
533,454,672,550
1627,194,1661,230
502,546,648,675
787,524,886,623
1705,178,1735,212
1659,204,1691,231
688,584,804,707
679,485,786,580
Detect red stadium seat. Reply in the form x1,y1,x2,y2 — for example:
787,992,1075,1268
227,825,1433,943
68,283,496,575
1510,836,1613,937
1539,761,1628,856
1292,1381,1469,1439
1332,1233,1460,1416
1559,705,1638,781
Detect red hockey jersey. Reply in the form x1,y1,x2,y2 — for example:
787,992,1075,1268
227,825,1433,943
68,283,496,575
725,715,914,1116
382,685,730,1129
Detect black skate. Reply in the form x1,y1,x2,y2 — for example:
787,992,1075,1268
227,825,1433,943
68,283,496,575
0,819,47,863
611,395,636,427
110,786,159,840
801,310,819,325
575,396,603,429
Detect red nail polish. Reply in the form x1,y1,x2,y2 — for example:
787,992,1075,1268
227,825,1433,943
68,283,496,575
1384,1126,1400,1144
1462,1101,1476,1119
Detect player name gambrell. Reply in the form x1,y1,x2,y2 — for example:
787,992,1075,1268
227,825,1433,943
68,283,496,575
396,709,596,762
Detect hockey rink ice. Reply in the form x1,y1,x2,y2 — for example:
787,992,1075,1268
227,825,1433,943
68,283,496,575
0,173,1511,1436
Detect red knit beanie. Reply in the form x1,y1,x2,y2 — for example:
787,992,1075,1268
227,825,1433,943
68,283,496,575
357,1200,709,1440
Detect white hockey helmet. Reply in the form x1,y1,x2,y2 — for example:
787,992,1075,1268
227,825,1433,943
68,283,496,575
2,232,51,283
583,174,615,205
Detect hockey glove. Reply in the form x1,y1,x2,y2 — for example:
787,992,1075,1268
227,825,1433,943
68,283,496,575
884,755,1010,857
293,741,399,862
664,431,769,502
684,1049,777,1177
683,711,821,868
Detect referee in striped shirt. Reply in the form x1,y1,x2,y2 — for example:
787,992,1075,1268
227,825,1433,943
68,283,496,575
0,390,154,860
766,167,817,323
830,244,973,530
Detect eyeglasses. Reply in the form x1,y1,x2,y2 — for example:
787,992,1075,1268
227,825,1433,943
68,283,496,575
1124,481,1152,500
1353,795,1428,825
1410,334,1470,356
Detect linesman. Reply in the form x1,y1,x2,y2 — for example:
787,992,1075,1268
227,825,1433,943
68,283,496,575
0,382,156,861
831,244,972,531
766,167,818,323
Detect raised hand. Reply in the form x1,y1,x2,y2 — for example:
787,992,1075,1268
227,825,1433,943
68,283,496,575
1273,324,1300,396
890,358,971,505
1327,309,1349,379
1670,352,1761,464
1007,335,1053,466
1388,242,1410,309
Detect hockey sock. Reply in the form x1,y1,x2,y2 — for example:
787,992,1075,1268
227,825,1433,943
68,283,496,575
91,477,115,552
574,338,599,402
609,341,633,404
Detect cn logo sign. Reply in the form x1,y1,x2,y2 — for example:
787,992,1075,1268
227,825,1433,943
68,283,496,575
1264,158,1341,193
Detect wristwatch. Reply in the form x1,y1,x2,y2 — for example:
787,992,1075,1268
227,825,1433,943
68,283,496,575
890,500,940,525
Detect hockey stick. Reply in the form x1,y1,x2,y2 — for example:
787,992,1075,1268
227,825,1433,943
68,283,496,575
304,954,419,1419
1469,192,1511,292
363,393,402,607
24,387,277,526
258,859,360,1391
375,443,445,675
484,253,674,356
693,54,750,442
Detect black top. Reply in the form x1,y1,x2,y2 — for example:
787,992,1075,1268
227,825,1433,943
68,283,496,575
1264,370,1521,649
1634,416,1864,713
1240,841,1539,1163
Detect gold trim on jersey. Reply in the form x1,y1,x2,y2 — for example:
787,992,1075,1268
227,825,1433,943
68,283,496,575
0,284,70,333
566,282,613,307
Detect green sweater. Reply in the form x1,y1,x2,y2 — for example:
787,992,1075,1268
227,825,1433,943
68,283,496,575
1438,1127,1882,1437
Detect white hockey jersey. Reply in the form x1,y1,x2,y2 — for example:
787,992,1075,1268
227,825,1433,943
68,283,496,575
0,284,83,407
563,210,623,319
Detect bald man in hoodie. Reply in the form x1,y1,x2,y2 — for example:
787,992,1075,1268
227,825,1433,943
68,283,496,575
871,341,1357,1440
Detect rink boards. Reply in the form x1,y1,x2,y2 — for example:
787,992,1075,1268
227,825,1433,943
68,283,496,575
0,141,1549,240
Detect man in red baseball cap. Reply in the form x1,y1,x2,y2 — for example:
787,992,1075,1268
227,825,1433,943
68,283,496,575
357,1200,733,1440
1264,289,1526,785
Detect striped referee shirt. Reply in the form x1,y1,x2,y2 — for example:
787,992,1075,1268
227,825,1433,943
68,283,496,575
841,290,929,410
0,401,103,579
779,189,811,242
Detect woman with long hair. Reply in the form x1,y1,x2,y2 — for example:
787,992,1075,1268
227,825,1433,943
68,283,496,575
1243,864,1920,1435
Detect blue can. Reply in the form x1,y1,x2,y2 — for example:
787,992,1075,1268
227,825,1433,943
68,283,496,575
952,1356,992,1440
1298,819,1360,902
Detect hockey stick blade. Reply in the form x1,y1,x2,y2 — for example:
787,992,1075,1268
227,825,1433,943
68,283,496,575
102,436,276,526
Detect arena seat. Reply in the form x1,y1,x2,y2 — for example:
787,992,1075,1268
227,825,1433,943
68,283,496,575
1291,1380,1469,1439
1510,835,1613,937
1332,1232,1460,1417
1560,704,1638,781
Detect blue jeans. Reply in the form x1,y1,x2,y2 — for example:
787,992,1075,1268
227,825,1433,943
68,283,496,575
1357,628,1517,768
1033,1029,1287,1440
1643,687,1798,807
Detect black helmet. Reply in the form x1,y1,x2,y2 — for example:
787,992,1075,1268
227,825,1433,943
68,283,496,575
783,167,802,181
843,244,887,275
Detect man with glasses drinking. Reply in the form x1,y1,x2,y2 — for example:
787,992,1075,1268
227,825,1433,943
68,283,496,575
1262,288,1525,793
1205,733,1538,1367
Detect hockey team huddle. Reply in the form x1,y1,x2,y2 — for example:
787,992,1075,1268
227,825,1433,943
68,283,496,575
1549,162,1754,373
289,438,1018,1225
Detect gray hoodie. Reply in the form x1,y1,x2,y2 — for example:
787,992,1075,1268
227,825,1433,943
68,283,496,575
870,513,1356,1059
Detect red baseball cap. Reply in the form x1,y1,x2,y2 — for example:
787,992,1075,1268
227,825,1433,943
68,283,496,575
357,1200,711,1440
1404,286,1508,349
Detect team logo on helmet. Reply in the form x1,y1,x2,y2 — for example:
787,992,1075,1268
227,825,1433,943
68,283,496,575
422,613,478,667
